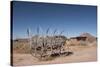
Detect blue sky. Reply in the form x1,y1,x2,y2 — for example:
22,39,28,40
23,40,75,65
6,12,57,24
12,1,97,39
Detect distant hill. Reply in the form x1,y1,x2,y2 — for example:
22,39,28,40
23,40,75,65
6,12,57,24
80,33,96,43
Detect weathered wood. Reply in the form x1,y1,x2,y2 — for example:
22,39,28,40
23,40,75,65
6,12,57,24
28,28,67,60
31,35,66,59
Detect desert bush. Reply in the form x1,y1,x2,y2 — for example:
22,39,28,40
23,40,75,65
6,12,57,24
13,41,30,54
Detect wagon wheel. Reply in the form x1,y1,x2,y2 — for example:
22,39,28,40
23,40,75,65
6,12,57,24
46,45,53,59
59,43,67,57
30,45,44,59
40,44,52,60
58,45,63,56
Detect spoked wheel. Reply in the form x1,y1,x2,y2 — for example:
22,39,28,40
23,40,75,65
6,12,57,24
40,45,52,60
30,46,43,59
59,44,67,57
30,45,52,60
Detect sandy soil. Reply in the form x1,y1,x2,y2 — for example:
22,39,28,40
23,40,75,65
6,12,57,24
12,46,97,66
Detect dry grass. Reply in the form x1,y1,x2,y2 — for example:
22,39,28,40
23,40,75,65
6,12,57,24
13,41,30,54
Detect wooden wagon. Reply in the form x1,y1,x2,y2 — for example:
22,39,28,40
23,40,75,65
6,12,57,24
30,35,68,60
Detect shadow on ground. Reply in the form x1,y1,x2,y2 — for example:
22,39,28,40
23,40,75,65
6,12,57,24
39,52,73,61
51,52,73,57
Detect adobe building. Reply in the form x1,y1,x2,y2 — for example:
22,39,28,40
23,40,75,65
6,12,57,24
65,36,87,46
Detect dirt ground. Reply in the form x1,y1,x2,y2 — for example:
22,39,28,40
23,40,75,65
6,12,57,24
12,46,97,66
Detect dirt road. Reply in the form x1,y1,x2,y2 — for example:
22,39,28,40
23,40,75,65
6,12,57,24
12,46,97,66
